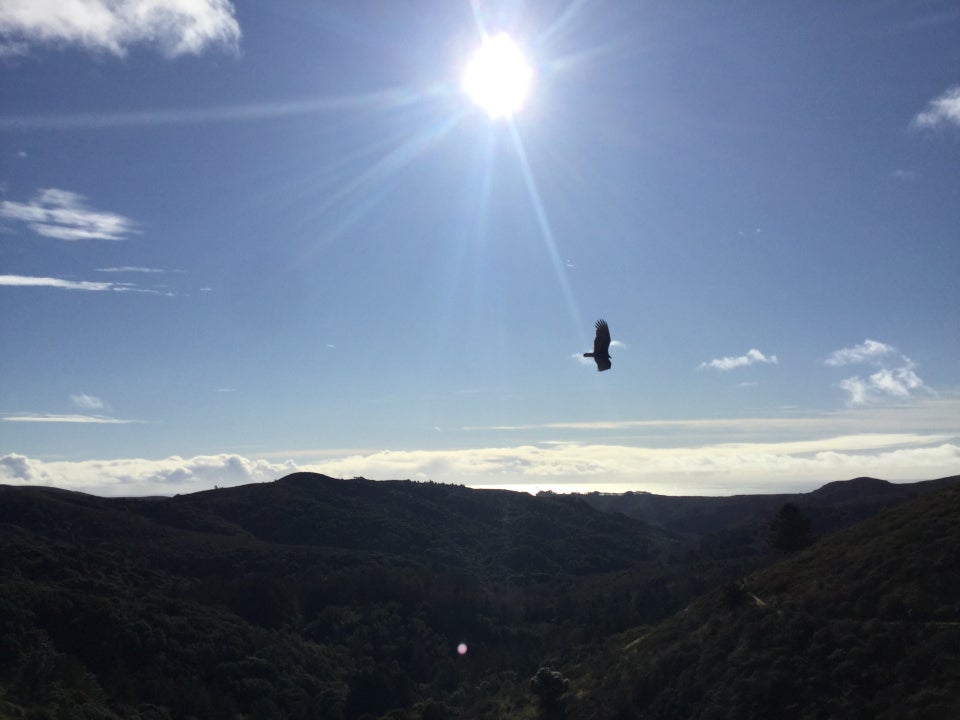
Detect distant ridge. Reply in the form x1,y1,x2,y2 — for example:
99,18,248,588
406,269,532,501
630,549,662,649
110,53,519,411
582,474,960,541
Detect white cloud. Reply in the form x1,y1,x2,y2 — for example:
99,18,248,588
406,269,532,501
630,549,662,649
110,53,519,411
71,393,104,410
825,339,896,367
0,274,114,291
0,274,174,296
0,0,240,58
0,188,138,241
699,348,778,371
869,366,925,397
839,376,869,406
827,340,931,406
840,365,931,406
2,413,138,423
3,435,956,497
912,86,960,130
0,453,295,496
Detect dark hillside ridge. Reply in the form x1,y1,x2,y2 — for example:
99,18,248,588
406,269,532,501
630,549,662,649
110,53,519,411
480,483,960,719
1,474,957,719
581,474,959,545
124,472,662,575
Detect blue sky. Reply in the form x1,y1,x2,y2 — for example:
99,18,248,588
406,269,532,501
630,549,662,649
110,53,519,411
1,0,958,496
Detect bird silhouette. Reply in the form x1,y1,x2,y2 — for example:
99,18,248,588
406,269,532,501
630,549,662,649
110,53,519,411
583,319,612,371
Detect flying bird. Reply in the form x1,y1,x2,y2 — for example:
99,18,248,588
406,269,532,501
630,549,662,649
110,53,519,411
583,319,612,371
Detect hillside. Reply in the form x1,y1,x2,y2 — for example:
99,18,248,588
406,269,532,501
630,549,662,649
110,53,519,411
583,474,957,540
1,474,957,719
480,483,960,719
124,472,665,576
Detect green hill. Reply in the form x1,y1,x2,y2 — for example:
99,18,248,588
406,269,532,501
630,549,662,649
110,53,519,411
1,474,956,719
484,483,960,719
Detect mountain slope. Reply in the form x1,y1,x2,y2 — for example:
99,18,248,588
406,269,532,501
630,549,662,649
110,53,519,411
2,475,957,720
124,472,663,575
513,484,960,720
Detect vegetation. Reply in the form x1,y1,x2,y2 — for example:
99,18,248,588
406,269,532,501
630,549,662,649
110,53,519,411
492,484,960,720
1,473,957,719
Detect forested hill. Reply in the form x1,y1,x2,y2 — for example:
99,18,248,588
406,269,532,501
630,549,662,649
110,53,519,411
124,472,665,575
487,482,960,720
582,474,959,540
1,474,957,719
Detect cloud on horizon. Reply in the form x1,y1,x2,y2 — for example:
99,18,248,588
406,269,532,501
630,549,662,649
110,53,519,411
0,0,240,58
1,452,292,496
699,348,778,371
3,431,957,497
912,86,960,130
0,188,138,241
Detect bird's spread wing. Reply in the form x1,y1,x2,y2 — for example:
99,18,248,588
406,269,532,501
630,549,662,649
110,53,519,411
594,319,611,355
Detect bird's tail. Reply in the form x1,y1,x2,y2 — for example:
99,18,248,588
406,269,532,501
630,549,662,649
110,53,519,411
583,352,595,358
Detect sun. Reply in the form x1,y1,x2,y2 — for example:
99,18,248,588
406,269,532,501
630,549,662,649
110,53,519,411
461,33,534,119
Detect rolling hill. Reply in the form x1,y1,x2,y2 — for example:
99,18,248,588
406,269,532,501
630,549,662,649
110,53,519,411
1,473,957,719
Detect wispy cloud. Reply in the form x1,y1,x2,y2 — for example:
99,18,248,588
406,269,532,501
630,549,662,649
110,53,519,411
0,275,113,291
699,348,778,371
0,188,138,241
71,393,104,411
0,0,241,58
0,274,173,295
912,86,960,130
96,266,174,274
890,169,919,182
463,396,960,441
2,413,138,424
825,339,896,367
826,339,931,405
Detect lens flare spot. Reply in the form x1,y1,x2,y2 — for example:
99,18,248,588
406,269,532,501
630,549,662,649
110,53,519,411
457,642,468,655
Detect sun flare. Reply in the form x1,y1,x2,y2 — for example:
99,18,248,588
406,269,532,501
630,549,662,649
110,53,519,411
461,33,533,119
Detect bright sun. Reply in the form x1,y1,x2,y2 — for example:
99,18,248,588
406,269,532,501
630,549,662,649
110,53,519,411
461,33,533,119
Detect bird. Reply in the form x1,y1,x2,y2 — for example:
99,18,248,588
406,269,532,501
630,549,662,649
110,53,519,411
583,319,612,371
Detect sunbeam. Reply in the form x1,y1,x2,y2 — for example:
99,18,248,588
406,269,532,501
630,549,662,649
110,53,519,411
0,87,439,130
507,122,584,343
295,110,467,261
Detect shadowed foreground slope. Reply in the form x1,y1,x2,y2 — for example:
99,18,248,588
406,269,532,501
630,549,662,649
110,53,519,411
1,474,956,719
482,483,960,720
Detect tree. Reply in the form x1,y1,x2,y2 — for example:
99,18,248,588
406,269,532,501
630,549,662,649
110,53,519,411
530,666,569,718
768,503,812,552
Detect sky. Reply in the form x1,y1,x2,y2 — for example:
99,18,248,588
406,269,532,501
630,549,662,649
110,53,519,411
1,0,958,497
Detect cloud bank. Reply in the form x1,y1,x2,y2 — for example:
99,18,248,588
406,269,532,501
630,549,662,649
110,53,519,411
1,188,138,241
0,0,240,58
1,453,293,496
912,86,960,129
699,348,778,371
3,432,956,497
